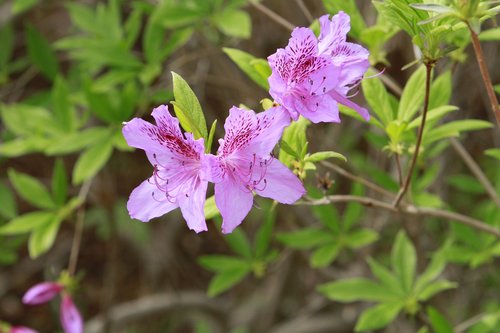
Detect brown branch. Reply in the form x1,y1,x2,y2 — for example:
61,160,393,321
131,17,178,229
294,0,314,24
467,23,500,127
393,63,434,207
249,1,295,32
395,154,403,186
320,161,394,198
450,137,500,208
298,195,500,238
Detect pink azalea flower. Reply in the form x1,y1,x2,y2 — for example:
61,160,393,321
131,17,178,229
207,106,305,233
60,295,83,333
268,11,370,123
22,282,63,305
122,105,209,232
10,326,39,333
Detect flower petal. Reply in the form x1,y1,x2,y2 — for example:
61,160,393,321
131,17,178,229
22,282,63,305
150,105,183,138
122,118,166,154
60,295,83,333
318,12,350,55
215,178,253,234
286,93,341,123
254,159,305,204
10,327,39,333
127,178,178,222
329,89,370,121
178,178,208,233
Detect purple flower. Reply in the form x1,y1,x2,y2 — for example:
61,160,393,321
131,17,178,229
122,105,209,233
268,11,370,123
22,282,63,305
10,327,39,333
60,295,83,333
207,106,305,233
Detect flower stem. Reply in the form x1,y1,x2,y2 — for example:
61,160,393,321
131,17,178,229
393,62,434,207
467,23,500,127
249,1,295,32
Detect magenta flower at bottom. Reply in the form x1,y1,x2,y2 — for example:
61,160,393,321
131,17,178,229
10,327,39,333
207,106,305,233
60,295,83,333
22,282,63,305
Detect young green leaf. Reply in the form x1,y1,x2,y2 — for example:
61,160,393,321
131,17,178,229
207,266,251,297
215,9,251,38
51,159,68,206
222,48,269,90
171,72,208,140
52,76,75,132
25,23,59,80
485,148,500,160
277,228,333,249
427,307,454,333
305,151,347,163
391,231,416,293
0,24,14,72
310,242,341,268
398,66,427,122
0,211,54,235
225,229,253,259
361,71,394,125
45,127,111,155
206,120,217,153
28,214,62,258
418,280,457,301
367,257,404,295
345,229,379,249
204,195,220,219
424,120,493,144
199,255,250,272
355,302,403,332
72,139,114,185
8,169,55,209
318,278,397,303
0,182,17,220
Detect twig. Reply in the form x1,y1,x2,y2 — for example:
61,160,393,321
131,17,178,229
320,161,394,198
395,155,403,186
298,195,500,238
393,62,434,207
379,71,403,97
249,1,295,32
84,291,227,333
467,23,500,127
450,137,500,208
294,0,314,24
67,180,93,276
455,313,487,333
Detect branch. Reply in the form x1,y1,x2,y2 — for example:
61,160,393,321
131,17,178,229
294,0,314,23
468,23,500,127
393,62,434,207
320,161,394,198
249,1,295,32
450,137,500,208
298,195,500,238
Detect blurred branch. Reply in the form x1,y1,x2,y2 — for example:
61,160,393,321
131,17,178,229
393,62,434,207
295,0,314,23
249,1,295,31
0,1,13,28
455,313,487,333
84,291,227,333
320,161,394,198
450,137,500,208
299,195,500,238
378,71,403,96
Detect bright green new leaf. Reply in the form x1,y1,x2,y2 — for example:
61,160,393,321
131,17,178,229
206,120,217,153
418,280,457,301
367,257,404,295
424,120,493,144
361,70,394,125
391,231,416,293
46,127,111,155
51,159,68,206
204,195,220,219
479,27,500,41
319,278,398,303
225,229,253,259
398,66,427,122
28,214,62,258
207,266,251,297
215,9,251,38
485,148,500,160
310,242,341,268
0,182,17,220
0,211,54,235
72,139,114,185
355,302,403,332
52,76,75,132
279,116,309,168
429,71,452,109
13,0,38,15
345,229,379,249
406,105,458,130
1,104,59,137
198,255,250,272
223,48,270,90
8,169,55,209
25,23,59,80
171,72,207,140
427,307,454,333
305,151,347,163
277,228,333,249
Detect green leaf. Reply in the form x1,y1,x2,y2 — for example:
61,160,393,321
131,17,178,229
447,174,485,194
305,151,347,163
479,27,500,41
427,306,454,333
204,195,220,219
25,23,59,80
215,9,251,38
1,104,60,137
318,278,398,302
0,24,14,71
391,231,416,293
485,148,500,161
425,120,493,144
72,139,114,185
207,265,251,297
8,169,55,209
46,127,111,155
406,105,458,130
254,202,276,259
0,211,54,235
0,182,17,220
418,280,457,301
205,120,217,153
410,4,454,14
51,76,75,132
361,71,394,125
223,48,269,90
171,72,207,140
367,257,404,295
225,229,253,259
198,255,250,272
310,242,341,268
355,302,403,332
279,116,310,168
28,214,62,258
277,228,333,249
398,66,427,122
153,3,203,29
51,159,68,206
13,0,38,15
345,229,379,249
429,71,452,109
414,252,447,293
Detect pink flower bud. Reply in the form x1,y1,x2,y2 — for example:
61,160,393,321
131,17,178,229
10,326,39,333
22,282,63,305
60,295,83,333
